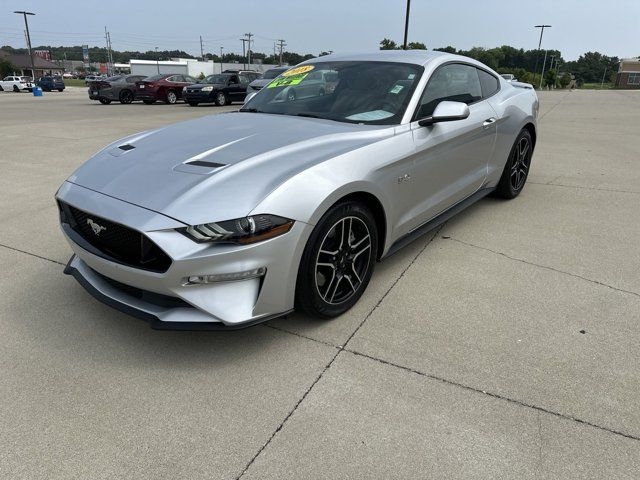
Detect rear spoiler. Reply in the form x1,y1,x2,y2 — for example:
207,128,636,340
510,81,534,90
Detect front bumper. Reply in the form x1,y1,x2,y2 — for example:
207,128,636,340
183,90,215,102
57,181,312,329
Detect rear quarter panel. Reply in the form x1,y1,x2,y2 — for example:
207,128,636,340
486,83,538,186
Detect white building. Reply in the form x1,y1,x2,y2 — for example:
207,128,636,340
129,58,275,78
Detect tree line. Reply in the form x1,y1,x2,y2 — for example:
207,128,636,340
380,38,621,86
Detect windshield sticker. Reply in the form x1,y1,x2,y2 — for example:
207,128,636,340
408,73,416,79
346,110,395,121
267,73,309,88
282,65,315,77
389,84,404,94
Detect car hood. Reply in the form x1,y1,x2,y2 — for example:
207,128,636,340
67,112,392,226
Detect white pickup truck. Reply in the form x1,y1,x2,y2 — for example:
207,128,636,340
0,76,34,92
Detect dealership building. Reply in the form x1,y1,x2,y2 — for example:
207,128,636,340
615,58,640,89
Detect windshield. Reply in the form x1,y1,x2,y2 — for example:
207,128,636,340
241,61,423,125
203,74,230,84
262,68,287,79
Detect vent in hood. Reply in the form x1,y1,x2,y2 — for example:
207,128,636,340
187,160,226,168
118,144,135,151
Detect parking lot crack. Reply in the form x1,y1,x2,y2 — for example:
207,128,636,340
445,237,640,299
0,242,65,267
343,349,640,443
237,226,444,478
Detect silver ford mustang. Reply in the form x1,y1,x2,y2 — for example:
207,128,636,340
56,51,538,330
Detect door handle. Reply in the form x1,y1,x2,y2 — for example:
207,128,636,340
482,117,497,129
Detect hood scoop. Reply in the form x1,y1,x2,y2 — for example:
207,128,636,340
187,160,225,168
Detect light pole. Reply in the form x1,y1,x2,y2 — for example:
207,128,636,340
533,24,551,88
14,11,36,80
600,66,608,89
155,47,159,74
403,0,411,50
219,46,224,73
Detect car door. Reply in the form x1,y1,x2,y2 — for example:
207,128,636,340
227,75,243,101
409,63,497,227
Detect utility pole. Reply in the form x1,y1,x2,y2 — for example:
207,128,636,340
200,35,205,61
533,25,551,88
14,11,36,80
155,46,159,74
219,46,224,73
539,49,548,89
244,33,254,68
107,32,114,74
104,27,113,75
240,38,248,69
277,39,286,66
403,0,411,49
600,66,608,89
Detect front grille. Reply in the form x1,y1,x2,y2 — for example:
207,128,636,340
59,201,172,273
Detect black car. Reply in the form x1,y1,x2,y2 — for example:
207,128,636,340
88,74,147,104
183,72,259,107
37,76,65,92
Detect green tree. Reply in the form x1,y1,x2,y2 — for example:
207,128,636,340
434,46,457,54
559,72,571,88
407,41,427,50
380,38,399,50
0,58,15,77
544,69,557,88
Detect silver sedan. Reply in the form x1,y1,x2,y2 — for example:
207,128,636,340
56,51,539,330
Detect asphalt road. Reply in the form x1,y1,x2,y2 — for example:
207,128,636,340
1,87,639,479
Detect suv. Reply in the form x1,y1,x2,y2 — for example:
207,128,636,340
0,75,34,92
37,75,65,92
184,72,256,106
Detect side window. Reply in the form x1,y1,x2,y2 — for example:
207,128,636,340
238,74,250,85
415,63,482,119
477,69,499,98
184,76,196,83
229,75,239,84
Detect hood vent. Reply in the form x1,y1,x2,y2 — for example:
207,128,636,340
118,144,135,151
187,160,226,168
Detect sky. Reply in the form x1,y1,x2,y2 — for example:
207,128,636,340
1,0,638,61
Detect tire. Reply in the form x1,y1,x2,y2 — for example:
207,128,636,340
188,102,199,107
119,89,134,104
13,85,19,92
143,99,155,105
295,201,378,318
287,89,296,102
0,85,3,91
494,129,533,199
57,89,64,92
165,90,178,104
99,98,112,105
214,91,227,106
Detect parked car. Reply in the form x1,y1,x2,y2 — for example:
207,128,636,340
62,72,74,79
56,51,539,330
246,66,289,97
88,74,147,104
184,72,255,106
135,74,197,104
37,75,65,92
277,69,334,102
0,75,34,92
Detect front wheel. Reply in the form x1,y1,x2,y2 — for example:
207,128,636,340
99,98,111,105
119,89,134,104
494,129,533,199
165,90,178,104
214,91,227,106
295,201,377,318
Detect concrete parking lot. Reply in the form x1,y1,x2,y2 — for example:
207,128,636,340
1,87,639,479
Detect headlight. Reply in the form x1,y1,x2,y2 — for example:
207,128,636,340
201,86,214,92
182,86,187,92
180,214,294,244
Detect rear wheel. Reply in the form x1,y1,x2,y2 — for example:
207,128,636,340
99,98,111,105
165,90,178,104
295,201,377,318
13,85,19,92
143,99,155,105
214,91,227,106
57,89,64,92
119,89,134,104
494,129,533,199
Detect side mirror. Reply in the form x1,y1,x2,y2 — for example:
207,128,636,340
418,101,470,127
